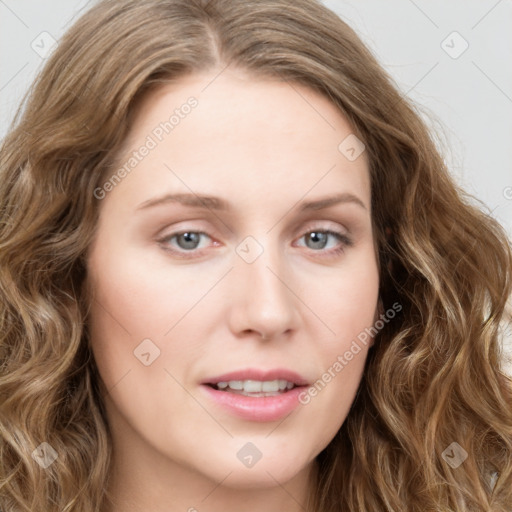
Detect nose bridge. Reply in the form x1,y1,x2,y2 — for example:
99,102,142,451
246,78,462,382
229,234,298,338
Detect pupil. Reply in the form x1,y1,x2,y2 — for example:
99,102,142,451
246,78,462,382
307,231,327,249
178,232,200,249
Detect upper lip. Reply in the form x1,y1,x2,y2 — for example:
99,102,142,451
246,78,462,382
201,368,310,386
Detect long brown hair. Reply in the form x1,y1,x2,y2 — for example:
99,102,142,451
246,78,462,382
1,1,511,510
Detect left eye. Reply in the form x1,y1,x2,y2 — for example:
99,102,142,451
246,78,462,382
296,230,349,251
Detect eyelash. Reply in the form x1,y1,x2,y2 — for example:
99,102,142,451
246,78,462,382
157,227,353,260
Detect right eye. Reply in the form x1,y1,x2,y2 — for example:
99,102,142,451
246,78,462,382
158,230,219,258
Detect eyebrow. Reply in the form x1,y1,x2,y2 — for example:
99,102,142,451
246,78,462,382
136,192,367,212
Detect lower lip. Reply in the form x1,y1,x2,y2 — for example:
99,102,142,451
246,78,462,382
200,385,306,422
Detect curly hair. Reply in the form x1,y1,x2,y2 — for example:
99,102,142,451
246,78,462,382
1,0,511,510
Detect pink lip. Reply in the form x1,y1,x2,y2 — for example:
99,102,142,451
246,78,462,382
200,385,307,422
200,367,309,422
201,368,309,386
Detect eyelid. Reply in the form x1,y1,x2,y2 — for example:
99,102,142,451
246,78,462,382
293,219,352,241
296,219,350,235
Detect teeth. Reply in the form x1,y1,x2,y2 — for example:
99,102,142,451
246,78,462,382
244,380,262,392
261,380,279,392
214,379,296,393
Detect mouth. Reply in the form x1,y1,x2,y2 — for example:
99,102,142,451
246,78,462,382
205,379,298,397
200,369,310,422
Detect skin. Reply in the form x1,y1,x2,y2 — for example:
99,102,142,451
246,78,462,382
86,67,380,512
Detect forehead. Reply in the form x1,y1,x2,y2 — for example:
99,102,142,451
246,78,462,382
105,69,371,214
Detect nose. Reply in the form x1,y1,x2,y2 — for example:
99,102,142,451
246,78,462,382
226,243,300,341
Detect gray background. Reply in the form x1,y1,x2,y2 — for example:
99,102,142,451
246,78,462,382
1,0,511,372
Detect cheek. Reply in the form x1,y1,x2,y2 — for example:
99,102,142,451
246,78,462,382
297,248,379,446
319,245,380,349
85,246,214,451
85,243,214,388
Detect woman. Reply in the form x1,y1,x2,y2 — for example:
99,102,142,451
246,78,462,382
1,1,511,511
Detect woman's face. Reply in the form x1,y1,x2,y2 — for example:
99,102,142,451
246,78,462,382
86,69,379,489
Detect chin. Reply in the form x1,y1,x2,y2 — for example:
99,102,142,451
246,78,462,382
218,464,307,490
203,442,315,489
